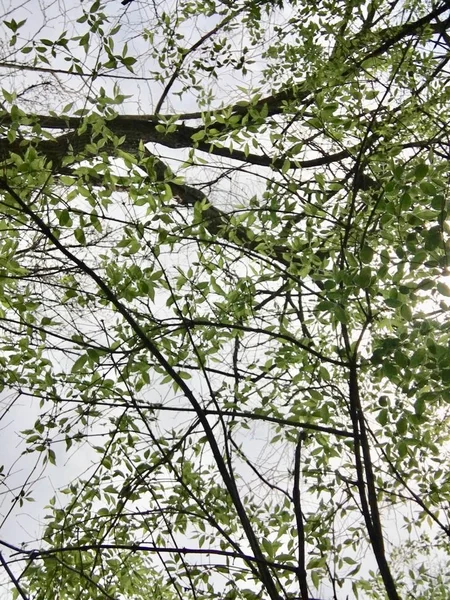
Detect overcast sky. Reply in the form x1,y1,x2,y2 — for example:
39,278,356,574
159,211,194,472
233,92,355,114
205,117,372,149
1,1,445,599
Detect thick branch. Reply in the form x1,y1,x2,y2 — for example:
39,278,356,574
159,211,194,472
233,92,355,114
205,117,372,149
293,433,308,600
0,112,349,170
347,360,400,600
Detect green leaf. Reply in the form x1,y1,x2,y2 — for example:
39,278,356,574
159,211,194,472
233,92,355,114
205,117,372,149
414,397,425,417
360,245,374,264
396,417,408,435
71,354,87,373
414,163,428,180
74,228,86,245
356,266,372,289
400,304,412,320
281,158,290,174
376,409,388,426
398,441,408,458
410,348,426,367
437,282,450,297
122,56,137,66
57,209,72,227
47,449,56,465
334,306,348,323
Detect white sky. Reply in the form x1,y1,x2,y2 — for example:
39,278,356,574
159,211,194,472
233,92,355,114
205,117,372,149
1,0,449,599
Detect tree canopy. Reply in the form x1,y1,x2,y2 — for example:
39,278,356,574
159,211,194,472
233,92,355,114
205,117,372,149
1,0,450,598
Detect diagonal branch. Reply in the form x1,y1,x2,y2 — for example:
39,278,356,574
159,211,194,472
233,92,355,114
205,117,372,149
0,552,30,600
0,178,281,600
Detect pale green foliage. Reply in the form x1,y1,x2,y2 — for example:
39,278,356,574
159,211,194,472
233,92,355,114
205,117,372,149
0,0,450,599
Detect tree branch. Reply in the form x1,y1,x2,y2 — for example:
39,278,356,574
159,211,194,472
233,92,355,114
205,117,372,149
0,178,281,600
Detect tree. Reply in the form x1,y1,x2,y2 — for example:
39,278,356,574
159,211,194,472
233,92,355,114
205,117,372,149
0,0,450,598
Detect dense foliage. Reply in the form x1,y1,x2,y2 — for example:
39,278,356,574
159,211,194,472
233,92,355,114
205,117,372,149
1,0,450,598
